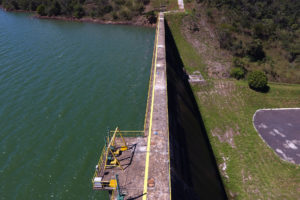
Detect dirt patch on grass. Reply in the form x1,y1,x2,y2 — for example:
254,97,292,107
219,156,229,179
212,126,240,148
241,169,252,184
213,80,236,96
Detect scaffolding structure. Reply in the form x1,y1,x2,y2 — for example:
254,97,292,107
92,127,144,199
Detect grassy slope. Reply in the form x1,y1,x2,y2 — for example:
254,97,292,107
182,0,300,84
164,13,207,76
151,0,178,11
166,13,300,199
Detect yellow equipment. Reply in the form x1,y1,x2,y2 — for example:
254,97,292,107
110,158,118,165
103,127,128,171
109,179,117,188
120,146,128,151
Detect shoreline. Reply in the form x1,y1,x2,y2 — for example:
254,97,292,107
36,15,156,28
0,6,156,28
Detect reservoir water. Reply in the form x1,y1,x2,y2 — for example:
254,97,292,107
0,10,155,199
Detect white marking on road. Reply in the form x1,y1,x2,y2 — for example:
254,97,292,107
274,129,286,137
258,123,268,129
276,149,283,154
269,131,276,136
276,148,295,163
283,140,298,150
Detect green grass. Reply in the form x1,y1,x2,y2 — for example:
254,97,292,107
151,0,179,11
165,13,207,77
165,13,300,199
193,80,300,199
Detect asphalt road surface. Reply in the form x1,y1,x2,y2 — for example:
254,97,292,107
253,109,300,165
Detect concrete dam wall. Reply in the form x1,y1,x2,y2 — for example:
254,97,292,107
165,20,228,200
101,13,228,200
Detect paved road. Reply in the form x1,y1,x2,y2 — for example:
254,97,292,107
178,0,184,10
253,109,300,165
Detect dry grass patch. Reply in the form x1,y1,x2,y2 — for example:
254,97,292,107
212,126,240,148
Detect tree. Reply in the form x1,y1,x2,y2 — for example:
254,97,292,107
233,57,246,69
253,19,276,39
48,1,61,16
230,67,245,80
248,70,268,91
36,4,46,16
145,10,156,24
247,39,265,61
30,0,38,11
219,30,233,50
73,4,85,18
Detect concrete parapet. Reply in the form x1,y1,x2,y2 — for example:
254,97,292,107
142,12,171,200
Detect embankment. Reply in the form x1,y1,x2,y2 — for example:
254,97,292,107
165,20,227,200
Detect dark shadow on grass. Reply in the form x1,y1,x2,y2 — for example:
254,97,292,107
250,85,270,93
165,19,228,200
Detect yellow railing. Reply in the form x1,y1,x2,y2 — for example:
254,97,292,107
110,189,116,200
92,145,106,185
109,130,144,138
143,22,159,133
93,129,143,186
92,129,144,189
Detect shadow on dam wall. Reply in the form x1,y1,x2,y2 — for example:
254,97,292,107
165,21,228,200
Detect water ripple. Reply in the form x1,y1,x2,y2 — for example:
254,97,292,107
0,9,155,199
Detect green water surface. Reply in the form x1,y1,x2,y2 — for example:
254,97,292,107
0,10,154,199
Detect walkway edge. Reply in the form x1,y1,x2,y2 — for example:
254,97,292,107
142,15,160,200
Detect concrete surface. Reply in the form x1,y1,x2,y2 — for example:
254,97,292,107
143,13,171,200
178,0,184,10
109,13,170,200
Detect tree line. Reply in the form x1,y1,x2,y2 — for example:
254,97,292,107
197,0,300,83
1,0,150,19
206,0,299,60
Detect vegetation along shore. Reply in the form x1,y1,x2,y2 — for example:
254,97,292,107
0,0,158,26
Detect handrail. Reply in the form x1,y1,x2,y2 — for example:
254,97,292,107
143,21,159,134
110,189,116,200
109,130,144,138
92,129,144,188
92,145,106,185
